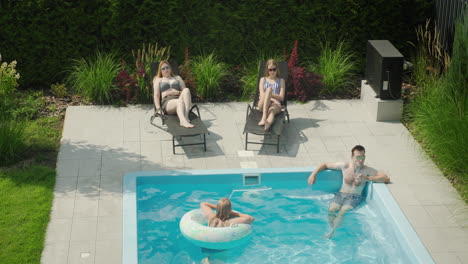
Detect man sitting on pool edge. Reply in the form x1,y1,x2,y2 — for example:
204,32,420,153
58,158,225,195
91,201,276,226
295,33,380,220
307,145,390,239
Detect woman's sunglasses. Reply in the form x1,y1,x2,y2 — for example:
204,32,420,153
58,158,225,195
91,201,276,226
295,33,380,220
268,68,277,72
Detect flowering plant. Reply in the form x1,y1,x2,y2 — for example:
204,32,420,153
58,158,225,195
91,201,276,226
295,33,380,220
0,54,20,98
1,54,21,117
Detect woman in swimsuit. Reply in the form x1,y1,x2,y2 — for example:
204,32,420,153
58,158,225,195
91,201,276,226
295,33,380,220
200,198,255,227
153,61,194,128
257,59,286,131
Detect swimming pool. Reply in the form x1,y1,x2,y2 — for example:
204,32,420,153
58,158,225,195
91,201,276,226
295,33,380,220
123,168,434,264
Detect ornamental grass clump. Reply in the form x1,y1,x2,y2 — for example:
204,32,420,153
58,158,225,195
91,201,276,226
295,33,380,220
308,40,358,95
131,43,171,103
240,63,259,101
0,121,27,166
410,19,451,93
67,51,121,104
406,14,468,200
191,53,228,101
131,43,170,75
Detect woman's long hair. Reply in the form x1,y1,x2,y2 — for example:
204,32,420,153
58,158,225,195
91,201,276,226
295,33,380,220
264,59,280,77
208,198,232,227
155,60,175,80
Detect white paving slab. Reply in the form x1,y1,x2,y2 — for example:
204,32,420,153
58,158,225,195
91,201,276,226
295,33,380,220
42,101,467,264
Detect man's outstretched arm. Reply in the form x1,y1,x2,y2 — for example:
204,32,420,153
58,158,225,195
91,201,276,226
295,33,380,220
307,162,344,185
367,171,390,183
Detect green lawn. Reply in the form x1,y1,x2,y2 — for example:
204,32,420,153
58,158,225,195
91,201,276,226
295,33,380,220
0,115,61,263
0,166,55,264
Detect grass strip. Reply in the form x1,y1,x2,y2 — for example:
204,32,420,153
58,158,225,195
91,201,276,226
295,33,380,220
0,166,55,264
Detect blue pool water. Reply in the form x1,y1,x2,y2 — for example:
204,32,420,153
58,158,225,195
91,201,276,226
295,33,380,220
124,168,434,264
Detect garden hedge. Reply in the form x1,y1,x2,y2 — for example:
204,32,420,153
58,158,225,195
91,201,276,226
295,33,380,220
0,0,433,89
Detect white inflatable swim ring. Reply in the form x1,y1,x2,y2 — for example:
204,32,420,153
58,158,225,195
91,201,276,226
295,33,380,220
179,209,252,250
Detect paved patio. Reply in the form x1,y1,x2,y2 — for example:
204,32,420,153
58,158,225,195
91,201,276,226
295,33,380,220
41,100,467,264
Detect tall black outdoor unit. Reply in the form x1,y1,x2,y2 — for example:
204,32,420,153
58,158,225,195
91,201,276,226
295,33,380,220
365,40,403,100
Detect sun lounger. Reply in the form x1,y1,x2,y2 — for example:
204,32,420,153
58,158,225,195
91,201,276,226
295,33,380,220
243,61,289,153
149,61,209,154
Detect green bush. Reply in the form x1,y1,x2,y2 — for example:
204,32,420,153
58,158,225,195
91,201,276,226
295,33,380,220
66,52,121,104
50,83,68,97
11,91,44,120
0,57,43,121
308,40,358,95
406,14,468,200
191,53,228,101
0,121,27,166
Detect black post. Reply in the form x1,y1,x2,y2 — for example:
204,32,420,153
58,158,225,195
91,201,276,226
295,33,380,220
245,133,248,150
203,134,206,152
276,136,280,153
172,136,176,154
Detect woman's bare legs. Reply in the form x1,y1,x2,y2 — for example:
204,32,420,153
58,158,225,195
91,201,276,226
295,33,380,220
180,88,192,121
257,96,265,125
258,87,272,126
264,103,281,131
165,98,194,128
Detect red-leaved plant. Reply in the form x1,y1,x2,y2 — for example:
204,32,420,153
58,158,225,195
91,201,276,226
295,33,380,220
116,59,137,104
287,40,323,102
136,60,152,102
178,47,198,100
